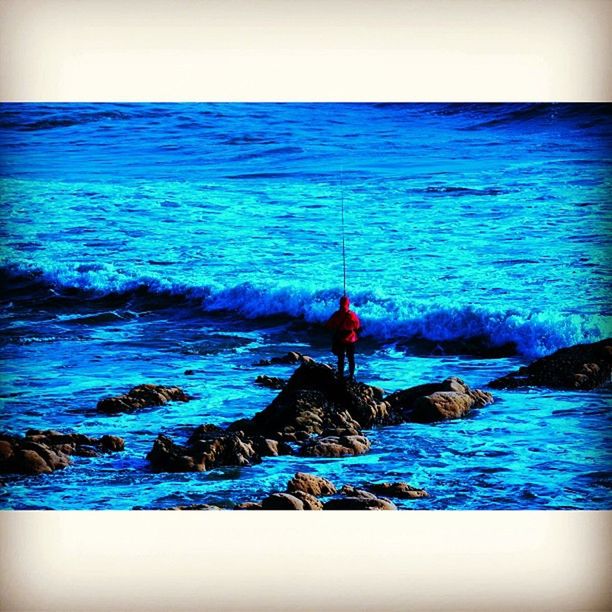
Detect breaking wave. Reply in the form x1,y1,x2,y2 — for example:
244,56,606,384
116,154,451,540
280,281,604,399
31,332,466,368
2,262,608,359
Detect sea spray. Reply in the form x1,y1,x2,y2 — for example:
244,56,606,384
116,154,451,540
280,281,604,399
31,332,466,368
2,261,607,358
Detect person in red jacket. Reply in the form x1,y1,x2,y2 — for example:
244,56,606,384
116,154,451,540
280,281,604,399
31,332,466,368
325,295,360,381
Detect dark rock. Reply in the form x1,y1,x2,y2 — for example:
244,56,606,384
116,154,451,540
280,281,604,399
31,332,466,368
184,370,195,376
385,376,493,423
145,360,492,476
14,449,53,474
339,485,378,499
298,434,371,457
234,502,263,510
323,496,397,510
261,492,305,510
235,361,391,444
254,375,286,390
286,472,337,497
398,335,517,358
168,504,221,511
97,384,190,414
489,339,612,390
366,482,428,499
100,435,125,452
0,440,14,463
255,352,313,366
0,430,125,475
146,426,293,473
188,424,224,442
147,435,202,472
291,490,324,510
20,441,71,469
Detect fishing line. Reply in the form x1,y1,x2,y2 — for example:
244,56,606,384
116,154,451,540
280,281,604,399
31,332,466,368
341,168,347,296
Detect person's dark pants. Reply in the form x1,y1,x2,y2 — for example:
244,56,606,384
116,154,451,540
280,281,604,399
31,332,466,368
335,343,356,379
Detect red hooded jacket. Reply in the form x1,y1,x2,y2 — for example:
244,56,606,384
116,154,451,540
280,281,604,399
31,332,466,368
325,296,360,345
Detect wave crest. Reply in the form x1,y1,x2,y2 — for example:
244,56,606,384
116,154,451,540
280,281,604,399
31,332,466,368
2,262,608,358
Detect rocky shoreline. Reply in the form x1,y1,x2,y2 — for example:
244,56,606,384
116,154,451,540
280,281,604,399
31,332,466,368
490,338,612,390
1,338,610,507
163,472,429,511
0,430,124,475
146,360,493,474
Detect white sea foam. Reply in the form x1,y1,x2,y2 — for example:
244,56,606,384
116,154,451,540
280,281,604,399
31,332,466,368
4,261,608,358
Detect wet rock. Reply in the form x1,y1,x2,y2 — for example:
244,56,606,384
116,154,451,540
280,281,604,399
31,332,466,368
147,435,202,472
261,492,305,510
0,430,125,475
255,352,313,366
412,391,476,423
339,485,378,500
234,502,263,510
188,424,224,440
0,440,14,463
147,426,293,473
255,375,287,389
291,490,324,510
99,435,125,452
19,441,70,470
299,434,371,457
146,361,493,476
14,449,53,474
365,482,428,499
97,384,190,414
235,361,391,443
286,472,337,497
323,496,397,510
489,338,612,390
168,504,222,511
386,376,493,423
320,426,362,437
398,336,517,358
184,369,195,376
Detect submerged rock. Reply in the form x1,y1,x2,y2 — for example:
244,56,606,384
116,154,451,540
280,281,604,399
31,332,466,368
385,376,493,423
0,429,125,475
365,482,428,499
146,426,292,473
97,384,189,414
489,338,612,390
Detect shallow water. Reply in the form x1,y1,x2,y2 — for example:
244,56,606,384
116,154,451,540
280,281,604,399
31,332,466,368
0,103,610,509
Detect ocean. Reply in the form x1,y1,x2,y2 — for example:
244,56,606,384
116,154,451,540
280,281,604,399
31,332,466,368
1,102,610,509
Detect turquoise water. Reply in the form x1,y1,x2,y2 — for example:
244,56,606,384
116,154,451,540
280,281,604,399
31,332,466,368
0,103,610,509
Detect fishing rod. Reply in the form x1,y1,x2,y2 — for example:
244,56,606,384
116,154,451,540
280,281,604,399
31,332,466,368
340,168,347,296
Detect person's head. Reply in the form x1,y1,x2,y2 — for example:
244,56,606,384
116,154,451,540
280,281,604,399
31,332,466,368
339,295,350,311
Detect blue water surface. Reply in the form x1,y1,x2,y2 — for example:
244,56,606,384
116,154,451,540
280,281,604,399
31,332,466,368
0,103,610,509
